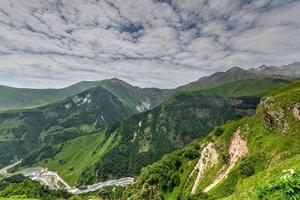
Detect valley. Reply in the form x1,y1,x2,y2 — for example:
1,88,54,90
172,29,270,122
20,167,133,195
0,66,299,200
0,1,299,199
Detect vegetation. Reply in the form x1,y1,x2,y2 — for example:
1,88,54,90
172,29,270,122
119,81,300,200
79,93,260,184
0,175,71,200
38,131,119,186
256,169,300,200
0,70,297,194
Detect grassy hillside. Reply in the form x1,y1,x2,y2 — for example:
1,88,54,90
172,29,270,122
76,75,294,186
178,66,291,95
194,78,291,98
0,86,133,168
38,131,119,186
120,81,300,200
78,92,260,185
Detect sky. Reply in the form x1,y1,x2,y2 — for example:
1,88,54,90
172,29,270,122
0,0,299,89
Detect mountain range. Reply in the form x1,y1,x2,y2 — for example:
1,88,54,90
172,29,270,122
0,63,299,200
249,62,300,77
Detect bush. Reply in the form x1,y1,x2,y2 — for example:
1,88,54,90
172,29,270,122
239,162,255,177
184,148,199,160
214,127,224,136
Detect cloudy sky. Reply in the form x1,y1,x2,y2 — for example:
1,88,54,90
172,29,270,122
0,0,299,88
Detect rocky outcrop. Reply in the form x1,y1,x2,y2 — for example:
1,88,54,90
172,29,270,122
262,97,289,133
191,143,219,194
203,128,248,192
290,103,300,120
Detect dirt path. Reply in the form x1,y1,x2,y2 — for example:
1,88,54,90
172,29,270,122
0,160,22,176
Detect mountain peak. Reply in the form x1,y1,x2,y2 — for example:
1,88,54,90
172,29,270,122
251,62,300,77
226,66,246,73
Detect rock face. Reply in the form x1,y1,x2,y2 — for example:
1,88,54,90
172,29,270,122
291,103,300,120
203,128,248,192
191,143,219,194
189,128,248,194
262,97,289,133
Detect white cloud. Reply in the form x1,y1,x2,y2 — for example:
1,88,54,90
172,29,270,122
0,0,299,88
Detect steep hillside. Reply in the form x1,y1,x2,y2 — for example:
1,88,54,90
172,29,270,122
121,81,300,200
78,91,260,185
0,86,134,169
73,76,292,186
0,78,172,111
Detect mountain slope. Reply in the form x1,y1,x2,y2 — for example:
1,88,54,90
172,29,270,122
73,75,292,186
78,93,259,185
120,81,300,200
178,66,289,93
0,78,172,111
0,86,135,169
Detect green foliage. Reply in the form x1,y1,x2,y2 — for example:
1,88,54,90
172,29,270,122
0,175,71,200
256,169,300,200
184,148,199,160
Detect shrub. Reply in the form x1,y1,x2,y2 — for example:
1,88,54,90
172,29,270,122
239,162,255,177
184,148,199,160
214,127,224,136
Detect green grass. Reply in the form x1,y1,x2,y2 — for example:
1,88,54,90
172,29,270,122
224,154,300,200
177,78,292,98
38,131,119,186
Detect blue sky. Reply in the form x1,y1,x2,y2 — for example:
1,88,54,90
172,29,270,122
0,0,299,88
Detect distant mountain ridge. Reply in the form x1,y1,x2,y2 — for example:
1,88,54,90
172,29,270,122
249,62,300,77
178,65,288,92
0,78,172,111
0,62,298,111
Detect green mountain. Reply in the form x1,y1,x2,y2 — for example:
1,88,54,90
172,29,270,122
0,81,171,170
27,74,290,186
178,66,290,93
0,68,294,188
0,78,171,111
120,81,300,200
78,94,259,185
0,69,298,200
74,76,291,186
0,86,129,168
